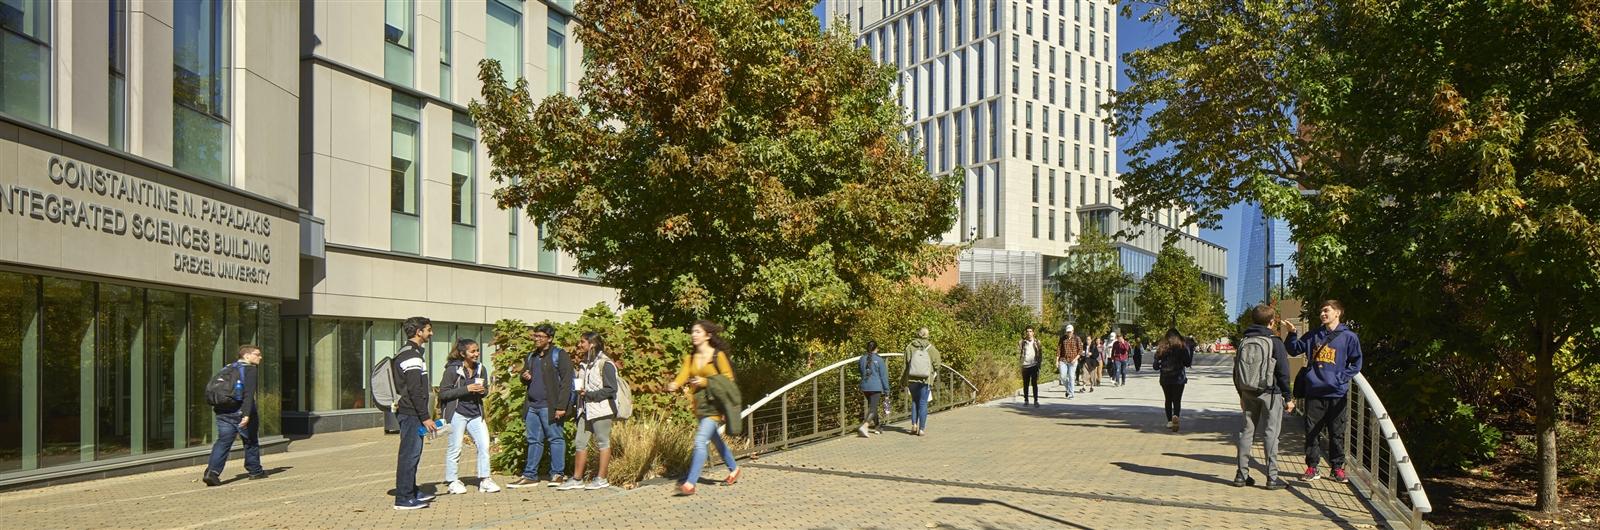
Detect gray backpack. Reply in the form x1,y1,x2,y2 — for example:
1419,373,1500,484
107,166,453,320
1233,336,1276,393
907,344,934,379
609,361,633,420
370,356,400,408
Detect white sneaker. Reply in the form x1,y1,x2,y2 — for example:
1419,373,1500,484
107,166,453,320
479,478,502,493
555,479,584,491
584,478,610,490
857,424,870,438
446,480,468,495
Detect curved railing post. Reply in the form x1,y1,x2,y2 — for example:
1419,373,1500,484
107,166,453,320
1342,373,1433,529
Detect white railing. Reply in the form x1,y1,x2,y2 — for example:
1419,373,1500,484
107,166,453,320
1344,373,1433,529
732,353,978,456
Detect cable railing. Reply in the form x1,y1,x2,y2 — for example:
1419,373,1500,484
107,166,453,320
1344,373,1433,529
732,353,979,457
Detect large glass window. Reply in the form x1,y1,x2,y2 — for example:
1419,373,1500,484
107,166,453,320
173,0,231,183
144,290,184,453
188,295,225,447
537,223,557,273
439,0,452,99
452,113,477,262
486,0,522,81
0,0,50,125
110,0,128,149
547,12,567,97
95,284,140,459
307,319,370,411
390,94,421,254
0,272,34,472
40,278,92,468
384,0,414,86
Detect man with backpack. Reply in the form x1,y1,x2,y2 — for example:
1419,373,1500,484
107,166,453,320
1233,305,1293,490
201,345,266,487
1285,300,1364,483
507,324,576,488
392,316,438,510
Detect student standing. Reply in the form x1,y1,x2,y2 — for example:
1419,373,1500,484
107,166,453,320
1018,327,1043,407
1156,329,1191,432
201,345,266,486
393,317,438,510
667,320,742,496
857,341,890,437
1285,300,1364,483
558,332,620,491
439,339,499,494
507,324,575,488
1234,305,1293,490
1057,325,1082,398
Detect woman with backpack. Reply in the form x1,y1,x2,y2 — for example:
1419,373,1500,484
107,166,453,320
857,341,890,437
557,332,620,491
903,327,941,436
666,320,741,496
438,339,500,494
1156,329,1193,432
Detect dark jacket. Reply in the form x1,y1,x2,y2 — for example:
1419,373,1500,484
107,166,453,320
1242,324,1293,397
859,351,890,392
394,341,432,418
524,346,575,418
1286,323,1363,398
1157,344,1191,385
704,374,744,435
213,362,257,417
438,360,487,423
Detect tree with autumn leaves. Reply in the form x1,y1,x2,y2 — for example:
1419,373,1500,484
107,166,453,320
468,0,958,369
1113,0,1600,512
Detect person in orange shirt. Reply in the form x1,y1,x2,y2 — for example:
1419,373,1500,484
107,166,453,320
666,320,741,496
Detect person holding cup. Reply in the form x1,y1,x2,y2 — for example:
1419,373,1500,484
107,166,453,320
438,338,500,494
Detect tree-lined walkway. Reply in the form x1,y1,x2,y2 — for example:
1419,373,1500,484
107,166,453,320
0,357,1390,529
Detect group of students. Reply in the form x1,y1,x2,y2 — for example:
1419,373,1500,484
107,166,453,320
853,328,942,438
1031,325,1152,404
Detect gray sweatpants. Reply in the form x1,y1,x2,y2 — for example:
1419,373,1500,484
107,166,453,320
1237,391,1284,480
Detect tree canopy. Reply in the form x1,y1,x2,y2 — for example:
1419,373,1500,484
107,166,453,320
1136,243,1228,340
1055,228,1133,339
1113,0,1600,511
469,0,959,365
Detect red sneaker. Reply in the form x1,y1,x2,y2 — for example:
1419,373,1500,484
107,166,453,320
1332,468,1350,483
1303,467,1322,481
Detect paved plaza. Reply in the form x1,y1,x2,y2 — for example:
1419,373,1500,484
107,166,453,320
0,358,1391,529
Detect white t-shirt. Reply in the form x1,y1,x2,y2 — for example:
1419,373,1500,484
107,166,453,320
1022,339,1039,366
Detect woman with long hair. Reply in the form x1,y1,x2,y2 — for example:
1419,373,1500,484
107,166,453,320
438,338,499,494
557,332,620,491
857,340,890,437
1156,328,1193,432
666,320,740,496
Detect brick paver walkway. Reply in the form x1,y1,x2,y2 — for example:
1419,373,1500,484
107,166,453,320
0,358,1392,529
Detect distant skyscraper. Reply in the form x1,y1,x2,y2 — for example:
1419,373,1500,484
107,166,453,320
1236,203,1296,314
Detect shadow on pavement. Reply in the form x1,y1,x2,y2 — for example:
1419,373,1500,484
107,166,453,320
934,497,1093,529
1111,461,1236,487
220,466,293,485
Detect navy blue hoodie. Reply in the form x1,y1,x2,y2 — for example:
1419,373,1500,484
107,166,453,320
1285,323,1363,398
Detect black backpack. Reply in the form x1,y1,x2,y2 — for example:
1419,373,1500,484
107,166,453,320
205,362,245,407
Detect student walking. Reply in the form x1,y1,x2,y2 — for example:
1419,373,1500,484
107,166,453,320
1156,329,1192,432
1083,338,1102,391
1018,327,1043,407
667,320,742,496
439,339,500,494
903,327,941,436
1234,305,1293,490
1110,334,1131,386
1285,300,1364,483
1057,325,1082,398
201,345,266,487
558,332,620,491
508,324,575,488
393,317,438,510
857,341,890,437
1133,339,1145,372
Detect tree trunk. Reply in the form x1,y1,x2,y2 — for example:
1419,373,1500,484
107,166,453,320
1535,326,1559,513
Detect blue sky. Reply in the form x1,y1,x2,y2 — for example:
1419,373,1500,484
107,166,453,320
814,1,1247,315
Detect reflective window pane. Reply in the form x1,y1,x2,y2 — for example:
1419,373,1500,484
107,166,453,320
144,289,185,452
96,284,141,458
0,271,35,471
40,278,92,468
188,295,226,447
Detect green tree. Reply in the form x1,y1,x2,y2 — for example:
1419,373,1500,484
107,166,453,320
1113,0,1600,511
1055,228,1133,339
1135,244,1217,338
469,0,959,368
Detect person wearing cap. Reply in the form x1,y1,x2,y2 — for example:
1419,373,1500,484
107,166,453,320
1057,325,1083,398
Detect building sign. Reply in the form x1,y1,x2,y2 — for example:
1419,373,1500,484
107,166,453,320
1,139,298,299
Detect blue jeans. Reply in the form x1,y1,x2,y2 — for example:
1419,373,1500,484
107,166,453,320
205,412,262,478
1058,361,1076,395
908,381,931,430
521,407,566,479
394,413,424,502
685,416,736,486
445,414,491,482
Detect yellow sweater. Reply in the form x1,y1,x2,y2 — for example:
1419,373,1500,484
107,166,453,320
672,351,734,418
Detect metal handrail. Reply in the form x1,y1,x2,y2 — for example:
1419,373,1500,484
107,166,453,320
730,353,979,457
1343,373,1433,529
